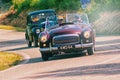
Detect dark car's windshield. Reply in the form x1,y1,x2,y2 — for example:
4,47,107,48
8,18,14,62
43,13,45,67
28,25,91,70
30,12,57,24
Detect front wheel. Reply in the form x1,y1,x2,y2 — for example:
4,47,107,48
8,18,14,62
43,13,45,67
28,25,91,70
27,39,32,47
87,47,94,55
33,36,38,47
41,53,49,61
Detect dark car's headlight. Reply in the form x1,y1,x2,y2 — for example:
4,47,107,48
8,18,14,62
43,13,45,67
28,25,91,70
36,29,40,34
40,35,48,43
84,31,90,38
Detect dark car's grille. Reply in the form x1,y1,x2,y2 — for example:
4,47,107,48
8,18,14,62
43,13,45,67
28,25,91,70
53,34,79,45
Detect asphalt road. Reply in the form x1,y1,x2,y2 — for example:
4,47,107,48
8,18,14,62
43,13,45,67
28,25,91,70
0,29,120,80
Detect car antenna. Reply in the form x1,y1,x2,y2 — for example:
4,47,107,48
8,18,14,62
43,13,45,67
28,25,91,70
45,18,48,31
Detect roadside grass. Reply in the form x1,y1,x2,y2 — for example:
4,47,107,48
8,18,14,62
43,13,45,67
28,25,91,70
0,52,23,71
0,25,25,32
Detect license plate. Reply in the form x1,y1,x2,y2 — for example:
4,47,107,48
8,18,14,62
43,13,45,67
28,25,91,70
59,45,73,50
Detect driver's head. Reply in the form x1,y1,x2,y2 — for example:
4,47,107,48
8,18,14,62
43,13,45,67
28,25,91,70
74,15,82,23
31,15,39,22
58,16,63,24
75,15,81,20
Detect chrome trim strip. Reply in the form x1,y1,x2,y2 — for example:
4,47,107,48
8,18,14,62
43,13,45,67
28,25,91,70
40,43,93,52
52,47,58,51
40,48,50,52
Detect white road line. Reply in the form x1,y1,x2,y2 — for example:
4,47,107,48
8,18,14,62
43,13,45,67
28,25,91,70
90,50,120,80
90,56,120,80
95,49,120,53
96,43,120,47
96,55,120,65
0,51,30,73
95,49,120,64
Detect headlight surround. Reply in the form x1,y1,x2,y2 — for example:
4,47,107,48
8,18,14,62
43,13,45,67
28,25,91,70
40,35,48,43
84,31,90,38
36,29,40,34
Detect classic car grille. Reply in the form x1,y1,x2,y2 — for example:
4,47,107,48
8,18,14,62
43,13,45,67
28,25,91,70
53,34,79,45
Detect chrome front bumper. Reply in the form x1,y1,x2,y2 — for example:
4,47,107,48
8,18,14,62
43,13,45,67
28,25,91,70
40,43,94,53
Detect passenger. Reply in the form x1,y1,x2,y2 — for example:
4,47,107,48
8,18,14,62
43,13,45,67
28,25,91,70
74,15,82,23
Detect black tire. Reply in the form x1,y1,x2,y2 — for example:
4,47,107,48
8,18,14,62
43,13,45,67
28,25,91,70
87,47,94,55
26,34,32,47
27,39,32,47
41,53,49,61
33,36,38,47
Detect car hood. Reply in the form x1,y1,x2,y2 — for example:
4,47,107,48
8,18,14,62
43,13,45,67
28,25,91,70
49,24,86,37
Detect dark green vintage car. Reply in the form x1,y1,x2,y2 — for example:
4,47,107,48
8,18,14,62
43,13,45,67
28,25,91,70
25,9,58,47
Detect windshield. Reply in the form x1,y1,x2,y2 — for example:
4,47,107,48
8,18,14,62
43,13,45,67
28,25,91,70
38,16,59,31
30,12,57,24
66,13,89,24
43,20,59,31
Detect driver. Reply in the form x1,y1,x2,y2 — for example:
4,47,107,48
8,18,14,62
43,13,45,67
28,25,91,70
31,15,39,22
58,16,63,25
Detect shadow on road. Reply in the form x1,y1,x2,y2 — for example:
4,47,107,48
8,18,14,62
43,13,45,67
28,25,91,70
22,48,120,65
2,46,35,51
26,57,42,63
50,52,86,61
23,52,86,64
21,63,120,79
23,37,120,64
0,39,26,48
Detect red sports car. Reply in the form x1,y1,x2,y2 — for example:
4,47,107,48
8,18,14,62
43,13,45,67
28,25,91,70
38,14,95,61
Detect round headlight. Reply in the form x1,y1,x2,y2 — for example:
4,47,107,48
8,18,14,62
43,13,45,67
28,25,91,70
40,35,47,43
36,29,40,34
84,31,90,38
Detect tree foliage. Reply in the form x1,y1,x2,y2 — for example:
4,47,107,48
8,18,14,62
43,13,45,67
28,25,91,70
1,0,81,27
12,0,81,13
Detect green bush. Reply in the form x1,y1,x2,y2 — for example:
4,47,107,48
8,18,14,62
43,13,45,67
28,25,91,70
11,0,81,12
1,0,81,27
